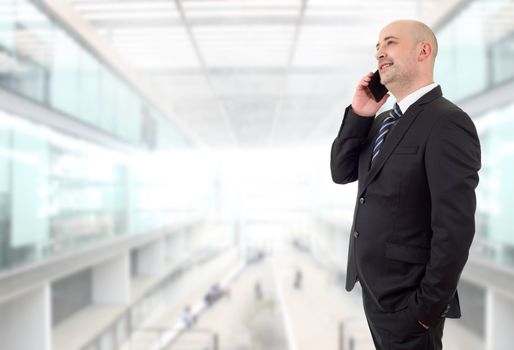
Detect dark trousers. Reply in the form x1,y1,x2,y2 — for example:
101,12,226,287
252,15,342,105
362,290,445,350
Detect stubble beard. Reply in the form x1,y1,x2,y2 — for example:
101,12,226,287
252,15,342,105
380,65,397,86
381,65,411,93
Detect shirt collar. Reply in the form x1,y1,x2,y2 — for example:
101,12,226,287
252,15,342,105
396,82,439,114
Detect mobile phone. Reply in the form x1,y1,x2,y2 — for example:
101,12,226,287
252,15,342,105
367,70,388,102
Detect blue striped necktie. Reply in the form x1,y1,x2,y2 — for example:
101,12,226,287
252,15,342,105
371,103,402,164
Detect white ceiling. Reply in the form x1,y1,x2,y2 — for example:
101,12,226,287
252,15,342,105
68,0,443,148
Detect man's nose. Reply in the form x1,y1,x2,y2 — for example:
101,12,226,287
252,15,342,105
375,49,385,60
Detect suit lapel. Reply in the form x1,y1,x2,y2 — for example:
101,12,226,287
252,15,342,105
357,86,443,198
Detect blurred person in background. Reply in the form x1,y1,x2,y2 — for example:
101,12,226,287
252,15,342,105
293,268,303,290
254,280,263,300
330,19,481,350
182,305,196,328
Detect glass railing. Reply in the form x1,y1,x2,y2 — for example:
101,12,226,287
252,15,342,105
490,31,514,86
472,101,514,270
0,0,188,149
435,0,514,102
0,109,209,273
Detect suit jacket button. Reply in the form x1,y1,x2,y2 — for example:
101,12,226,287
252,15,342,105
353,231,360,238
359,197,365,204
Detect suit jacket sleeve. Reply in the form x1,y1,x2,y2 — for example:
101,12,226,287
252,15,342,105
331,105,374,184
409,109,481,327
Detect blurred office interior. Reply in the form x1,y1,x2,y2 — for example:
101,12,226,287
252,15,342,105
1,0,514,349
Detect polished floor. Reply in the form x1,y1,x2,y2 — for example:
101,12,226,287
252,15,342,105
115,245,484,350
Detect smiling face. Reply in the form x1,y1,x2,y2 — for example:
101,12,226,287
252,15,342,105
375,20,437,100
375,22,418,88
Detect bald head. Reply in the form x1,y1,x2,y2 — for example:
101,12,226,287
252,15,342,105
409,20,438,59
386,20,438,59
376,20,438,100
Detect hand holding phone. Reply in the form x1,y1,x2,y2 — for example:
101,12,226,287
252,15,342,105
367,70,389,102
351,71,390,116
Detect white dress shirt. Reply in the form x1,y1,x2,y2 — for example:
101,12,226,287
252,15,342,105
396,82,439,114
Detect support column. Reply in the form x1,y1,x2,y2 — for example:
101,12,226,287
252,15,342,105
0,285,51,350
137,238,166,276
92,253,130,304
166,231,185,265
486,289,514,350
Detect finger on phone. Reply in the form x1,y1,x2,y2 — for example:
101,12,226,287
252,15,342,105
378,93,390,104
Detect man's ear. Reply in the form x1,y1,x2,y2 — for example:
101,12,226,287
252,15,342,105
418,42,432,61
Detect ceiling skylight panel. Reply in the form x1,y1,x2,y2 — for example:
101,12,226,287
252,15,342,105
73,1,176,12
185,9,300,18
81,11,181,20
119,51,201,69
183,0,301,10
193,25,295,35
112,32,189,42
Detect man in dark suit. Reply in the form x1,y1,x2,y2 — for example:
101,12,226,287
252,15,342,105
330,20,481,350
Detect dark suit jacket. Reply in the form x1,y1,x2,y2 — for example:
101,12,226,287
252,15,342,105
330,86,481,327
